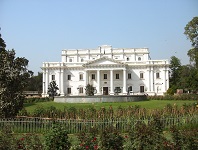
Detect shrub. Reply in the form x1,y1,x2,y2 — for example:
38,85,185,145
71,127,99,150
100,126,124,150
44,123,71,150
127,118,166,150
16,133,43,150
0,125,17,150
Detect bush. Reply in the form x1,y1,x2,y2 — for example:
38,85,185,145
44,123,71,150
100,126,124,150
127,118,166,150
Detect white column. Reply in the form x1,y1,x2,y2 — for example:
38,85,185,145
45,68,49,96
151,67,154,92
110,70,114,95
42,69,46,97
96,70,101,95
60,68,64,96
85,70,87,86
123,69,127,94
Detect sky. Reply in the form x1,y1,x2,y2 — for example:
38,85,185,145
0,0,198,74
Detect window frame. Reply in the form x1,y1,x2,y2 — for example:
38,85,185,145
91,74,96,80
156,72,160,79
67,87,71,94
68,75,71,80
140,86,144,93
128,73,131,79
140,72,144,79
116,73,119,79
79,87,83,94
52,75,55,81
104,74,107,79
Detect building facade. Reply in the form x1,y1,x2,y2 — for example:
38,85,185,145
42,45,169,97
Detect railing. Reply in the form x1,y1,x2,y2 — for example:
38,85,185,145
0,116,197,134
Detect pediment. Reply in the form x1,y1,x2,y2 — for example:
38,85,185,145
83,57,127,67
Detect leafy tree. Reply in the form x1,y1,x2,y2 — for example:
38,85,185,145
0,31,32,118
47,81,59,99
184,17,198,68
85,84,95,96
168,56,181,94
24,72,42,92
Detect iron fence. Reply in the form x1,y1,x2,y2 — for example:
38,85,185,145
0,115,197,134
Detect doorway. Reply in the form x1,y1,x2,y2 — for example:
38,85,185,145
103,87,108,95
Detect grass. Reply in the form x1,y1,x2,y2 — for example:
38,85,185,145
24,100,197,113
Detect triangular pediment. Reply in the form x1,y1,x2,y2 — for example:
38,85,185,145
83,57,127,67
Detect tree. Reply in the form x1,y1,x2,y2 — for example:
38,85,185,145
47,81,59,99
0,31,32,118
85,84,95,96
24,72,43,92
184,17,198,68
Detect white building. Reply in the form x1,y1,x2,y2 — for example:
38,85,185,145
41,45,169,97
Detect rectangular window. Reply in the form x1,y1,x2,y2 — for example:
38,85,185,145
68,75,71,80
79,74,83,80
79,87,83,94
92,74,95,80
140,73,144,79
128,86,132,92
156,72,160,79
128,73,131,79
115,87,121,93
52,75,55,80
104,74,107,79
67,88,71,94
116,73,119,79
140,86,144,93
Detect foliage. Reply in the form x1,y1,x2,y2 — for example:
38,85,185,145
85,84,95,96
0,31,32,118
100,126,124,150
16,133,43,150
24,72,43,92
127,118,166,150
47,80,59,99
0,125,17,150
44,123,71,150
168,126,198,149
71,127,99,150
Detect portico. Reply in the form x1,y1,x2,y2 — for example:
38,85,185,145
83,57,128,95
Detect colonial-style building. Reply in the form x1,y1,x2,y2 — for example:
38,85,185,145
41,45,169,97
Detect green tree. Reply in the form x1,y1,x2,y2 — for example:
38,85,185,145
85,84,95,96
169,56,181,93
47,81,59,99
184,17,198,68
25,72,43,92
0,32,32,118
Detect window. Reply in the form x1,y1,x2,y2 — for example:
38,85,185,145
127,57,129,61
69,58,72,62
128,73,131,79
140,73,144,79
115,87,121,93
140,86,144,93
79,74,83,80
104,74,107,79
116,74,119,79
79,87,83,94
92,74,95,80
52,75,55,80
128,86,132,92
81,58,84,62
68,75,71,80
138,57,141,61
156,72,160,79
67,88,71,94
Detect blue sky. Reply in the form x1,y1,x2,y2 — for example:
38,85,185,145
0,0,198,74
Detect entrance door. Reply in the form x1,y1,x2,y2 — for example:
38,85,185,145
103,87,108,95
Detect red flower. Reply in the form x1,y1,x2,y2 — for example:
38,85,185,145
86,146,89,149
94,145,98,149
93,137,97,141
125,135,128,138
20,138,24,141
80,143,83,146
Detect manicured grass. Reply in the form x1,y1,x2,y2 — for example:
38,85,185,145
24,100,197,113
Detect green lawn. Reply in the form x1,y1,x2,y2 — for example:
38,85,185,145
24,100,197,113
